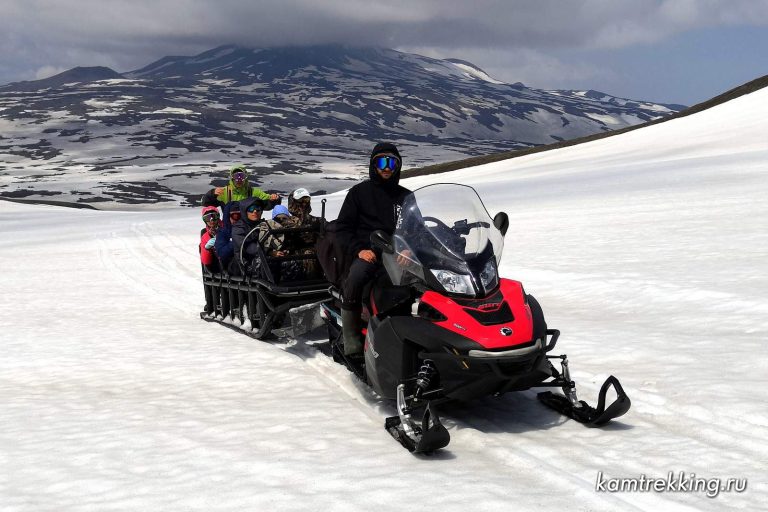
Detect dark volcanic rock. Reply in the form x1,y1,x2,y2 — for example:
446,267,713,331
0,45,686,207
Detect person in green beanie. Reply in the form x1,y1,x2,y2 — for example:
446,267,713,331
201,164,279,208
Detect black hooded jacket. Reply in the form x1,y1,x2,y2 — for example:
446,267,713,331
335,143,411,259
231,197,268,268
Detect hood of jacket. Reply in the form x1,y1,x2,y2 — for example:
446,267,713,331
229,164,250,192
238,196,267,226
368,142,402,187
221,201,240,230
271,204,291,219
222,179,251,200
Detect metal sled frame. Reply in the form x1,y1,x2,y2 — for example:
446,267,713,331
201,201,332,338
201,271,330,338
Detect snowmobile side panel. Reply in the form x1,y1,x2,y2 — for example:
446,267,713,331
365,315,420,399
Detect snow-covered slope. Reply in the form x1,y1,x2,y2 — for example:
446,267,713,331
0,45,683,208
1,87,765,510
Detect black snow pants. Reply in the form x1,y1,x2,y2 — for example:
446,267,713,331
341,258,379,310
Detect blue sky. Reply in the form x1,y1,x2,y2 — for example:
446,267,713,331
547,25,768,105
2,1,767,106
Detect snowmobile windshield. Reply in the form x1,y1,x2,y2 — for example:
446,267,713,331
382,183,505,297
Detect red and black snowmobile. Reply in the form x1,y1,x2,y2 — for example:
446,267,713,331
320,183,630,453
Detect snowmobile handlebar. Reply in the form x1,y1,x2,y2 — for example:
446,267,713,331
452,219,491,235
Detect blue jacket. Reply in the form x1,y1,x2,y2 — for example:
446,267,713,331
214,201,238,269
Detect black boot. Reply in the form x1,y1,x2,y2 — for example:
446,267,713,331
341,306,364,356
203,284,214,315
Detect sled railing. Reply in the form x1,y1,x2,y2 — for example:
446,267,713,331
201,269,330,339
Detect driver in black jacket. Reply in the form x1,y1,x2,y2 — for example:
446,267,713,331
336,143,411,356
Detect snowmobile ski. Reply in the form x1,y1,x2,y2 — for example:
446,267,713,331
538,375,630,426
384,384,450,454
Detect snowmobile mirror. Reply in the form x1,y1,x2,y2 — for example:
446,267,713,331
370,230,394,254
493,212,509,236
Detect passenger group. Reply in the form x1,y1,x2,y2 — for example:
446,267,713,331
198,143,409,358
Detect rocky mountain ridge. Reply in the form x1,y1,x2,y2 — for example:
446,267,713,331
0,45,684,207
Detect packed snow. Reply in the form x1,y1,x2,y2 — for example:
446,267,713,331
1,87,766,511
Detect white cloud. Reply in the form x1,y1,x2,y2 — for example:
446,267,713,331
5,1,768,52
34,65,68,80
402,46,617,91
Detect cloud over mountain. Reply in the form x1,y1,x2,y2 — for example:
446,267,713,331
3,0,768,90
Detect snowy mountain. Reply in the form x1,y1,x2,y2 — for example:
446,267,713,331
2,66,122,92
1,77,765,510
0,45,683,208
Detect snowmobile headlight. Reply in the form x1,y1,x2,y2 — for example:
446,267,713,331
479,259,498,292
431,269,475,296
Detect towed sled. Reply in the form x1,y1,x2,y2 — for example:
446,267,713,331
319,183,630,454
200,207,330,339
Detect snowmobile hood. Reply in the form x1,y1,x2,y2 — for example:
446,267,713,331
419,279,535,350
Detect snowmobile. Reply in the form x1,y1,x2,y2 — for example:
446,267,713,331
320,183,630,454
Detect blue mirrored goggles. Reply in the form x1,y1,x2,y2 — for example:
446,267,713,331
246,204,263,214
374,155,400,172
